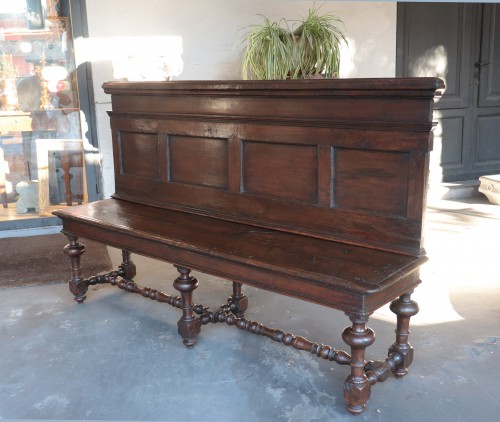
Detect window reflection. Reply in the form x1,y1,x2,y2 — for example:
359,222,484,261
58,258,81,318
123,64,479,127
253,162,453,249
0,0,86,220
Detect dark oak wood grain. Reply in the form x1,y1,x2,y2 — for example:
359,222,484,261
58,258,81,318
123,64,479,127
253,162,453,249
54,78,443,414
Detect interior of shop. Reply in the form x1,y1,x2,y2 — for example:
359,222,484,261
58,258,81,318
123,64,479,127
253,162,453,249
0,0,87,224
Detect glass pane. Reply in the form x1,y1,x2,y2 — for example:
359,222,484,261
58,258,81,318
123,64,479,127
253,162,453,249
0,0,86,222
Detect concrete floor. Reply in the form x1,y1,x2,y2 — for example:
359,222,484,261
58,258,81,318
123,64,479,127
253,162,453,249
1,195,499,421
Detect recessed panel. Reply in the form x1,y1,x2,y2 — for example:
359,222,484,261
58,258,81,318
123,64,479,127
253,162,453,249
439,117,464,165
169,136,229,189
404,3,468,109
478,116,500,162
120,132,159,179
334,149,409,215
243,142,317,203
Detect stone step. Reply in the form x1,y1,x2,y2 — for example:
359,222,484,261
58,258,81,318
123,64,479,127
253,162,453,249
428,180,481,201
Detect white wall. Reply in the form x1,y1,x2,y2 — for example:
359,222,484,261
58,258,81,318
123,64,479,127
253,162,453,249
82,0,397,197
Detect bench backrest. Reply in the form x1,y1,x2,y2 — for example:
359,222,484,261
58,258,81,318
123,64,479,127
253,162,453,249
103,78,443,256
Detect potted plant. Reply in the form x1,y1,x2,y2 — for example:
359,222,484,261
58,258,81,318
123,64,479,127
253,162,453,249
241,16,296,80
242,5,347,80
293,6,347,78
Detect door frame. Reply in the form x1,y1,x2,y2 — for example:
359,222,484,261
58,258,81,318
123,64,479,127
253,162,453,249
69,0,101,201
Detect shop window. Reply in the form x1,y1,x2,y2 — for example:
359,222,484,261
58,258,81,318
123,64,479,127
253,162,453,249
0,0,88,222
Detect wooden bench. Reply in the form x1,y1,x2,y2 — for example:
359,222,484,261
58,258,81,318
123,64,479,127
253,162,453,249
54,78,443,414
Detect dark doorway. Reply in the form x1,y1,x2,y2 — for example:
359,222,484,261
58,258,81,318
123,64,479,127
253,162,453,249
397,3,500,183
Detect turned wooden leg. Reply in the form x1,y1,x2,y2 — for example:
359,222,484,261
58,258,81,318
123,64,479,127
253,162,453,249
229,281,248,318
389,290,419,378
342,314,375,415
173,266,201,348
63,236,88,304
120,249,137,281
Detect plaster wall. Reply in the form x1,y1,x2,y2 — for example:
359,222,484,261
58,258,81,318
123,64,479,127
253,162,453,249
82,0,397,197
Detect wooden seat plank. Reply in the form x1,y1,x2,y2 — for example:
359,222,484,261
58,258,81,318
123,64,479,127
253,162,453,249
56,198,425,313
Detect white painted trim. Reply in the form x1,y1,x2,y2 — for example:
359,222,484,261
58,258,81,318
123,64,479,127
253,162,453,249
0,225,63,239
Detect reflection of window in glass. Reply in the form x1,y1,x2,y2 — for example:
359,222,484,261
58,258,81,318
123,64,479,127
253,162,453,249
0,0,87,221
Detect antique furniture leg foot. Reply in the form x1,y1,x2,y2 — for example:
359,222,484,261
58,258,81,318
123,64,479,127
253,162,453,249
229,281,248,317
173,266,201,348
120,249,137,281
389,290,419,378
63,236,88,304
342,314,375,415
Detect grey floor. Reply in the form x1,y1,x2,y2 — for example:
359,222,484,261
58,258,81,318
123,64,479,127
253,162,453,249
1,195,499,422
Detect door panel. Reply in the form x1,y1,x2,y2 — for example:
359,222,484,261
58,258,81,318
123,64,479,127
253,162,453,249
478,4,500,108
430,110,466,183
439,114,465,166
477,116,500,163
399,3,472,109
475,4,500,176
